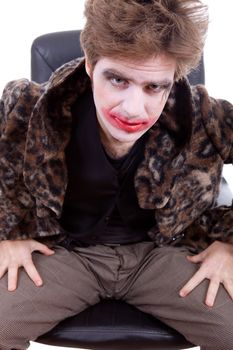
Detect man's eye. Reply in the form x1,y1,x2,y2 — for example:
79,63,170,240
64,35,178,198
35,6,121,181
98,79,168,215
110,77,127,86
147,84,171,93
148,84,161,92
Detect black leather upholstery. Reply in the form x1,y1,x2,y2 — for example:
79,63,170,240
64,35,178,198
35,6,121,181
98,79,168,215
31,31,83,84
37,300,194,349
31,30,207,349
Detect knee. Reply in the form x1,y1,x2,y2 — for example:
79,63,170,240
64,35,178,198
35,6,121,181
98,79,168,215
201,311,233,350
0,320,29,350
211,326,233,350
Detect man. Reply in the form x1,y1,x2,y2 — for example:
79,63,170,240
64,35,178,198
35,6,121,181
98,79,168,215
0,0,232,349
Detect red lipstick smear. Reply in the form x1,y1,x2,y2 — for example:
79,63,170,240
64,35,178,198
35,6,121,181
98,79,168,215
102,108,149,133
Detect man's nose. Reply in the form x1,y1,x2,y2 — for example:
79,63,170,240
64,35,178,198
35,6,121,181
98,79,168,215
121,87,146,119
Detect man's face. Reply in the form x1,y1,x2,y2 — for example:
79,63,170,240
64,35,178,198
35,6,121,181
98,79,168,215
85,55,176,146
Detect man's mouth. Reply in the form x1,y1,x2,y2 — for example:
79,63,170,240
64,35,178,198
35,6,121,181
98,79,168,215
103,109,148,133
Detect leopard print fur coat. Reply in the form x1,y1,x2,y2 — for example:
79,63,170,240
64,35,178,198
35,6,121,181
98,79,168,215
0,58,232,251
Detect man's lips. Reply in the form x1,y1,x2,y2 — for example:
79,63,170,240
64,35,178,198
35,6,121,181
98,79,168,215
113,117,145,132
103,109,148,133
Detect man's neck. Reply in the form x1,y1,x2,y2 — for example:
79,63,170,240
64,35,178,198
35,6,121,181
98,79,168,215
99,130,135,160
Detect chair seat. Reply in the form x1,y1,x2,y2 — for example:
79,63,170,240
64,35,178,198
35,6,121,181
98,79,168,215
36,299,194,349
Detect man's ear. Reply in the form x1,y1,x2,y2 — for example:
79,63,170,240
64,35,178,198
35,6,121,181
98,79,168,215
85,57,92,78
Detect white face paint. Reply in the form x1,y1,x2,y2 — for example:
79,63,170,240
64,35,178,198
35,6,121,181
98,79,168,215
86,55,176,152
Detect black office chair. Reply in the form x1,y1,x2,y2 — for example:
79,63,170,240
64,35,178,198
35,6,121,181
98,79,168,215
30,30,220,350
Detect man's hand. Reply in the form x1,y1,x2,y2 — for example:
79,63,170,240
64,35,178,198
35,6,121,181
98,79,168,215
0,239,55,291
179,241,233,307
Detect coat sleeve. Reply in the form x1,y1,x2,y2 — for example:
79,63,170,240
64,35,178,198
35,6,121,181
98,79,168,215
197,85,233,164
0,79,40,240
183,86,233,249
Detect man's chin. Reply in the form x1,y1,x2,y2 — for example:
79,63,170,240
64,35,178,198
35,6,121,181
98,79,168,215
111,130,145,144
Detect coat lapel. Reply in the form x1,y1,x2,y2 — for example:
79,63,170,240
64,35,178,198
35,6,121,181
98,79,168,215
24,58,91,217
135,78,193,211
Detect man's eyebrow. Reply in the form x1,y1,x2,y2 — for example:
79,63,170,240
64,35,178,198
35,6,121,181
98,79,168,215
102,68,173,86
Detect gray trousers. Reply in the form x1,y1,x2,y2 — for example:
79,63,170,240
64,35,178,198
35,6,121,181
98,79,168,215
0,242,232,350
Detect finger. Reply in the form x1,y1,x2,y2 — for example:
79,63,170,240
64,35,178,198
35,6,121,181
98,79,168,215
7,266,19,291
23,259,43,287
222,279,233,301
31,241,55,256
39,246,55,256
0,265,7,280
186,253,204,263
179,268,206,297
205,279,220,307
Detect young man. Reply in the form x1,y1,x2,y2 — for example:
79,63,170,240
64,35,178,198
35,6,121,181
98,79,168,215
0,0,232,349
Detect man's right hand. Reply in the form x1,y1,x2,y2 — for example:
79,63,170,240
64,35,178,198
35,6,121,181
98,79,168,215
0,239,55,291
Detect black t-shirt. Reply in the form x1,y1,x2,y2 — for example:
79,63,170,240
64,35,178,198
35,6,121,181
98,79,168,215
59,89,155,248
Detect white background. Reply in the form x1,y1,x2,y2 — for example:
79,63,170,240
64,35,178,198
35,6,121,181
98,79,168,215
0,1,232,349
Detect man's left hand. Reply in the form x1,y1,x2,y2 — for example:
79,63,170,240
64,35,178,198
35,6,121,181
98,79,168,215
179,240,233,307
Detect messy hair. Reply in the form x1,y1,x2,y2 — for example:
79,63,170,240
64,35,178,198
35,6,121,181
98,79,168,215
80,0,208,79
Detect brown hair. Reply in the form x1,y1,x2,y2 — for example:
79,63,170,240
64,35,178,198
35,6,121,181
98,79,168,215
80,0,208,79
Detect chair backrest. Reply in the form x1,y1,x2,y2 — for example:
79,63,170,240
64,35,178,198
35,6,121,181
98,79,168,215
31,30,205,85
31,30,83,83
